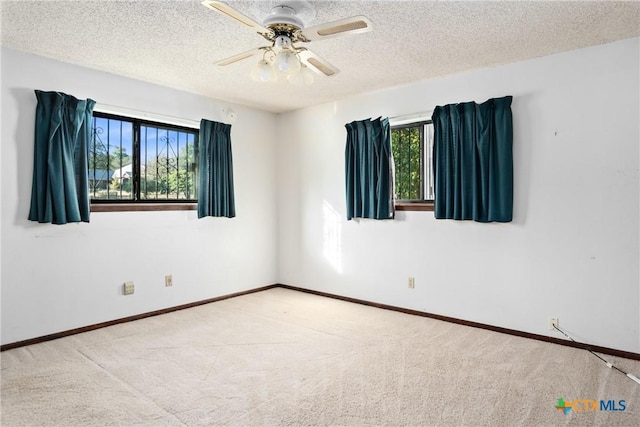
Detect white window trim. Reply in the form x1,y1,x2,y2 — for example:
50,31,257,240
389,110,433,127
93,104,199,130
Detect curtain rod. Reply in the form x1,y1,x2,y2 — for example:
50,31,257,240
93,103,200,128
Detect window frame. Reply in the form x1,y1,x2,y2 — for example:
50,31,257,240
89,112,199,212
391,119,435,212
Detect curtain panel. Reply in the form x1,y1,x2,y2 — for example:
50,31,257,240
197,119,236,218
432,96,513,222
345,117,394,220
28,90,96,224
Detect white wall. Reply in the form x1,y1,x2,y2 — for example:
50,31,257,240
1,48,279,345
3,38,639,354
276,38,640,353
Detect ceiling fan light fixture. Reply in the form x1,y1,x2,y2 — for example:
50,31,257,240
288,64,314,86
301,65,314,84
274,35,292,51
205,1,372,83
275,49,301,74
250,59,276,83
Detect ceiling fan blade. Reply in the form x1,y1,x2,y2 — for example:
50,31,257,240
298,49,339,77
299,16,373,41
202,1,273,37
216,48,262,66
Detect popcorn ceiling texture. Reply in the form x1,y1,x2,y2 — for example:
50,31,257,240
1,0,639,113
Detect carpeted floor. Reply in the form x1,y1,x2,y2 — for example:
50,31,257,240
1,287,639,426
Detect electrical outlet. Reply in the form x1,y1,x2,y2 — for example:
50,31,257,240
123,281,134,295
165,275,173,287
408,277,415,289
549,317,558,331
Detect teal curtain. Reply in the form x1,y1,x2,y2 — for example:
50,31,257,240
432,96,513,222
28,90,96,224
198,119,235,218
345,117,394,220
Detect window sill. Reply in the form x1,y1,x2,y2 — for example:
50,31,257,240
395,202,434,212
91,203,197,212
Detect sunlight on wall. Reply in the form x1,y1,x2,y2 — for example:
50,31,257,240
322,200,342,273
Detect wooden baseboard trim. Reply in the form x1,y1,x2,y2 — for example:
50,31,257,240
3,283,639,361
276,284,640,361
0,284,278,352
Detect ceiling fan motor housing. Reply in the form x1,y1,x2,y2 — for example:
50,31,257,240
263,5,304,30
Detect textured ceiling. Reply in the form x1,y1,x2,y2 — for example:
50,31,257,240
2,0,639,113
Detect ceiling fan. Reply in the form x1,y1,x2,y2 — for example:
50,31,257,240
202,0,373,84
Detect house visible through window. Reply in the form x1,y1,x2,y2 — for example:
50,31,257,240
89,112,198,203
391,120,434,209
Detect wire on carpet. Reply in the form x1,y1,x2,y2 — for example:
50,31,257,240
553,324,640,385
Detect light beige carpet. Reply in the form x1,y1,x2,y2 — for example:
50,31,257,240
1,288,639,426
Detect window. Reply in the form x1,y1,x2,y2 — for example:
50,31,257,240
89,112,198,210
391,120,435,210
